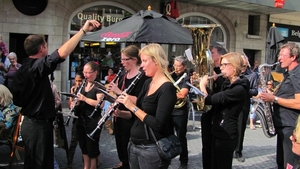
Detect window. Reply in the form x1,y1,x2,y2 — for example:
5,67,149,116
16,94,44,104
248,15,260,35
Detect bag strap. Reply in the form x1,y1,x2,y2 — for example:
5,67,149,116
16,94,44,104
147,124,158,142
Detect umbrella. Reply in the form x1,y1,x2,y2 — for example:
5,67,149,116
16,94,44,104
265,23,285,64
81,9,193,45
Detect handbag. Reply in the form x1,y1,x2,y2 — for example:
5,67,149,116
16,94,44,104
148,127,182,160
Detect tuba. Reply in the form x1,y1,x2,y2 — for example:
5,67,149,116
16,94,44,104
185,24,218,111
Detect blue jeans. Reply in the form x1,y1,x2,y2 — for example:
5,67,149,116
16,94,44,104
128,141,171,169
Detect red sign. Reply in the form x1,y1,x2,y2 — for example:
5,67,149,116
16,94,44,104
274,0,285,8
165,0,179,19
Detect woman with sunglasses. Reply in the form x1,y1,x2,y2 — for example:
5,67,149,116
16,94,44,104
200,52,250,169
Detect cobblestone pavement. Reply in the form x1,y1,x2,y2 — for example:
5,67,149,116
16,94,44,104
0,109,277,169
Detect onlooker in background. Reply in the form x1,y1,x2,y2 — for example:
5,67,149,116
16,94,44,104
234,54,258,162
102,51,114,68
11,20,100,169
260,42,300,169
4,52,22,90
200,52,249,169
249,81,263,130
251,60,259,73
0,35,9,56
0,47,10,85
201,45,227,169
104,68,116,84
0,84,20,130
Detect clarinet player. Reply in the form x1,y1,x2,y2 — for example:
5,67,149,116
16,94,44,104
260,42,300,169
75,61,104,169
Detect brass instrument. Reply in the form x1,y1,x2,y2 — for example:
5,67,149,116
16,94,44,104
253,62,279,138
87,72,144,141
164,70,187,108
185,24,218,111
64,79,86,126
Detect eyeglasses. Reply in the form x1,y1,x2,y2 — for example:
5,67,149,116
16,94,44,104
220,63,232,68
82,71,95,75
267,84,272,85
291,130,300,144
120,58,131,61
242,65,247,68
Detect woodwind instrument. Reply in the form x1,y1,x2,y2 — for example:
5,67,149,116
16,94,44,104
88,68,123,119
64,79,86,126
87,71,143,141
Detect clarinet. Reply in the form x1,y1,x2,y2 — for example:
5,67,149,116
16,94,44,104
64,79,86,126
88,68,123,119
87,71,143,141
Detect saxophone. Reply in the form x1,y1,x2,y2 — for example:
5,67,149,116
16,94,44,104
253,62,279,138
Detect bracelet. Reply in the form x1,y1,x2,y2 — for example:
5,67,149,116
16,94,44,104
81,29,86,35
132,107,139,114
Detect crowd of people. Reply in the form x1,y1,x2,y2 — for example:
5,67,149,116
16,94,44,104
1,19,300,169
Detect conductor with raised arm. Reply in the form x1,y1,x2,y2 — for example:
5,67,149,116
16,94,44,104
11,20,100,169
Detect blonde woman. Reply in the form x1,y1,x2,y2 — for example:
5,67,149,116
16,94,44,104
289,115,300,168
200,52,250,169
0,84,20,130
117,43,177,169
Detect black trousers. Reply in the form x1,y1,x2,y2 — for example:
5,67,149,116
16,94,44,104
22,117,54,169
235,110,249,155
201,112,213,169
172,113,189,164
212,136,238,169
114,117,134,169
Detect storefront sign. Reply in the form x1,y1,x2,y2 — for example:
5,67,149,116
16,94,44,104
165,0,179,19
77,12,123,23
270,23,300,42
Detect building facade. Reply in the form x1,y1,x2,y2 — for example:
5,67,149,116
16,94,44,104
0,0,296,92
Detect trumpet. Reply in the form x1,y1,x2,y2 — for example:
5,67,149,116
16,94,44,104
87,71,144,141
88,68,123,119
64,79,86,126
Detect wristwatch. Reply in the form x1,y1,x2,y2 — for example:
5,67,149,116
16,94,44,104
274,96,278,104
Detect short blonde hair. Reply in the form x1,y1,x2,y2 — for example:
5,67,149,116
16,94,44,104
0,85,13,107
220,52,244,76
294,115,300,142
140,43,169,70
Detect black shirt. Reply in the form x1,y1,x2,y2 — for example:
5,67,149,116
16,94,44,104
273,64,300,127
11,50,65,119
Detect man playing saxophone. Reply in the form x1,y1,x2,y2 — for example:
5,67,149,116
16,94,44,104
260,42,300,169
171,55,190,169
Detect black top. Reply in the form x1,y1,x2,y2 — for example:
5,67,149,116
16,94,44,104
171,71,190,115
205,76,249,140
117,71,149,111
11,50,65,119
130,79,177,144
273,64,300,127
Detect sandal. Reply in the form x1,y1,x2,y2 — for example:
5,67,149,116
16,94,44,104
250,125,256,130
112,162,123,169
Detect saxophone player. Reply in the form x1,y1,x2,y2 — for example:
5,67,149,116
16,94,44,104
171,55,191,169
260,42,300,169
